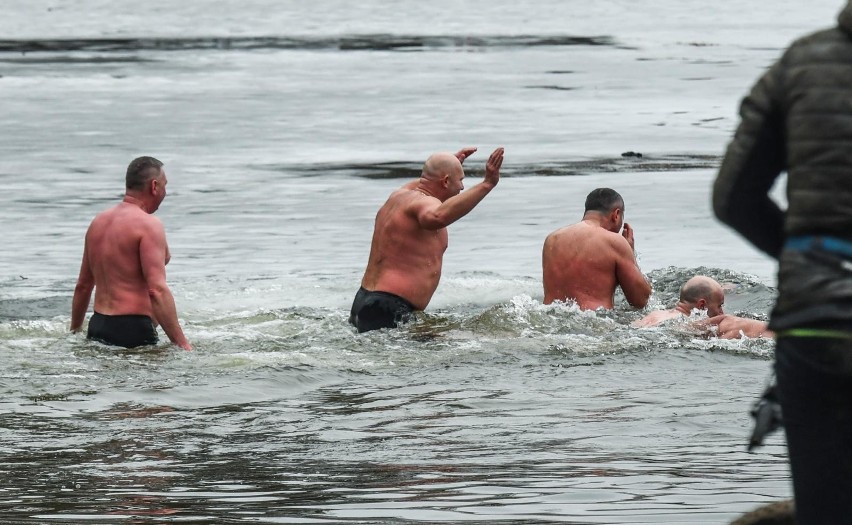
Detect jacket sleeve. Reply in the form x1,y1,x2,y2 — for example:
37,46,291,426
712,60,787,259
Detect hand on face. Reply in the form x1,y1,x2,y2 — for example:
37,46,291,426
622,222,635,251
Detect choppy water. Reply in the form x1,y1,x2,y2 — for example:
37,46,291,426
1,0,840,522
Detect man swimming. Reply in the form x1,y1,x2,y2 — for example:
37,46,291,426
350,147,504,333
634,276,772,339
542,188,651,310
70,156,192,350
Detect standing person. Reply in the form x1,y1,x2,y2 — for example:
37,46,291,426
350,147,504,333
713,3,852,521
71,156,191,350
542,188,650,310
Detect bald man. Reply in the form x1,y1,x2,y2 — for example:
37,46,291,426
350,147,504,333
634,276,772,339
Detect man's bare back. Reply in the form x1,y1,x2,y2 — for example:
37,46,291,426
83,203,167,317
360,188,449,310
542,188,650,310
71,157,190,350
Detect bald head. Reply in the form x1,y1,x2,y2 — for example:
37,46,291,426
678,276,725,317
422,152,462,181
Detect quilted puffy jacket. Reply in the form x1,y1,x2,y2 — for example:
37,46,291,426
713,2,852,329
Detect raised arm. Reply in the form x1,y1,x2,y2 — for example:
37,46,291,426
140,220,191,350
613,234,651,308
70,239,95,332
415,147,503,229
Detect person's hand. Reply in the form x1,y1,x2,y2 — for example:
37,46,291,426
622,222,635,251
455,147,477,164
173,337,192,351
484,147,504,187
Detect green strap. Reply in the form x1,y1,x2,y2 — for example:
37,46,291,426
776,328,852,340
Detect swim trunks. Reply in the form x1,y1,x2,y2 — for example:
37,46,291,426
87,311,159,348
349,287,416,333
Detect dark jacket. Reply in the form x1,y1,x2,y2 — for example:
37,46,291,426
713,2,852,329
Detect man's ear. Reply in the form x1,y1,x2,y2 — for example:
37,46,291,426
149,178,159,195
441,174,450,188
696,298,707,310
611,207,621,222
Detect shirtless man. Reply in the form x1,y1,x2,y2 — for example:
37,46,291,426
542,188,650,310
70,156,191,350
634,275,725,327
635,275,772,339
350,147,504,333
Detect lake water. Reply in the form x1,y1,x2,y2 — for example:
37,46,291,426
0,0,843,522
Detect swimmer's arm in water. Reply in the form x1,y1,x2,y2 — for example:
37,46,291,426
700,314,773,339
70,237,95,332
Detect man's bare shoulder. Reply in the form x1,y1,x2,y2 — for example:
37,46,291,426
633,309,681,327
546,222,591,240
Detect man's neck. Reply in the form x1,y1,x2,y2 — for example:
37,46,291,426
581,213,607,228
675,302,696,316
123,194,149,213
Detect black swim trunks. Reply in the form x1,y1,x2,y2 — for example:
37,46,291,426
349,287,416,333
87,311,159,348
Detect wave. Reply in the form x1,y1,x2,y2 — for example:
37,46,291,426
0,34,620,55
0,267,775,367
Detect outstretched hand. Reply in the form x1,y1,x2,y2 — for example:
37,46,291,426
455,147,477,164
484,147,504,187
622,222,635,251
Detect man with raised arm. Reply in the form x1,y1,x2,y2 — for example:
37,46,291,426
71,156,191,350
350,147,504,333
542,188,651,310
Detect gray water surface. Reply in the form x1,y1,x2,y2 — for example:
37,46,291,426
1,0,835,522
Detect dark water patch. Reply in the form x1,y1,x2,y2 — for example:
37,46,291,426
0,55,154,64
0,35,621,54
253,154,722,180
525,84,576,91
546,70,576,74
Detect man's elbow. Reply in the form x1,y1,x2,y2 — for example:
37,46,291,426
712,180,735,226
628,295,650,309
626,285,652,309
419,213,450,230
74,280,94,296
147,283,171,303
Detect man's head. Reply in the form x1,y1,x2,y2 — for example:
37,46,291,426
421,152,464,201
678,276,725,317
584,188,624,232
125,156,167,213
